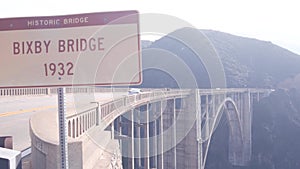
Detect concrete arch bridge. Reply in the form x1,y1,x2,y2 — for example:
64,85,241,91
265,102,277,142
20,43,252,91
29,88,272,169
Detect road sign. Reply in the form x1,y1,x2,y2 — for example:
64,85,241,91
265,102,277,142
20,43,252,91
0,11,142,88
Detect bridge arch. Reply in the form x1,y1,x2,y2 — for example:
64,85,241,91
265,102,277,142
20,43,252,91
202,97,244,167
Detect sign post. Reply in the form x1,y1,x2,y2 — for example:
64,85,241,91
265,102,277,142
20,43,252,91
57,87,68,169
0,11,141,169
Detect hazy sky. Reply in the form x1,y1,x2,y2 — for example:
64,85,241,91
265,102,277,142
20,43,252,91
1,0,300,54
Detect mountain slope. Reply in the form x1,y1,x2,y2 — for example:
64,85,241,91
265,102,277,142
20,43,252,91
202,29,300,88
139,28,300,169
140,28,300,88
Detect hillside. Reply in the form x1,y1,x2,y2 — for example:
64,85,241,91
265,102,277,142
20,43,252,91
202,29,300,88
139,28,300,88
139,28,300,169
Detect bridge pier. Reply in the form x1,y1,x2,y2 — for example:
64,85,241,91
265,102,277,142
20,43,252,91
174,91,198,169
133,107,142,168
162,99,176,169
196,90,204,169
156,101,163,169
118,110,134,169
241,91,252,164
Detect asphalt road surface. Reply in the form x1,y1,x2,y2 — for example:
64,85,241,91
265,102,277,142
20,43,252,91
0,92,125,151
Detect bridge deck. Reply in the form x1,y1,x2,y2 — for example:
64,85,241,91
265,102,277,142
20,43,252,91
0,92,125,151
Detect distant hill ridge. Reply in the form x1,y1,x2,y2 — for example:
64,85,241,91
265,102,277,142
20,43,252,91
140,28,300,88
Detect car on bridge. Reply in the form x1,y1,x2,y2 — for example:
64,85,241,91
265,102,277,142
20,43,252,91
128,88,142,95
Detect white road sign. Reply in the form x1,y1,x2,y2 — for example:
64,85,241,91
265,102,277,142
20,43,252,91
0,11,142,88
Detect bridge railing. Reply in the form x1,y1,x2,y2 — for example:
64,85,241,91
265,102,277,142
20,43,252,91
66,89,191,139
0,87,129,96
66,105,98,139
0,88,49,96
0,87,273,97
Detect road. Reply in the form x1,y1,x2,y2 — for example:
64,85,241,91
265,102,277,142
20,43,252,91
0,92,126,151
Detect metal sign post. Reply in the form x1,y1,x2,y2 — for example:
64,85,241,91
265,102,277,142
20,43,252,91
57,87,68,169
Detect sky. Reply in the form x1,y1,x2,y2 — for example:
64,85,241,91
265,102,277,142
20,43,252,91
1,0,300,55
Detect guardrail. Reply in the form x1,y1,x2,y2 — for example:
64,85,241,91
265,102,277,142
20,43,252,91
66,89,191,139
0,87,129,96
0,88,49,96
67,106,98,139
